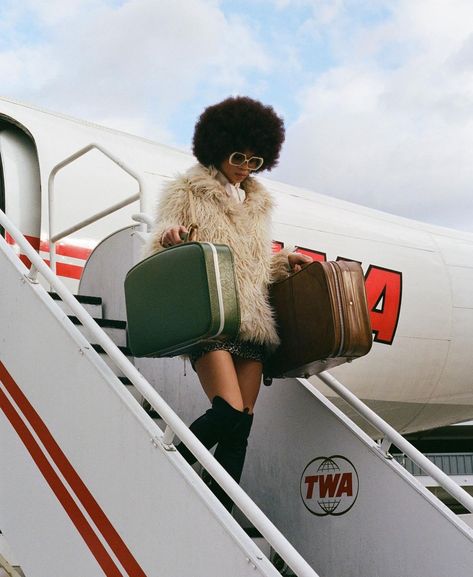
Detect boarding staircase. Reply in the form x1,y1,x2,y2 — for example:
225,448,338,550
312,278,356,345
1,211,473,577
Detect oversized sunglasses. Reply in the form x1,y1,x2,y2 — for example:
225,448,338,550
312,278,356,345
228,151,264,171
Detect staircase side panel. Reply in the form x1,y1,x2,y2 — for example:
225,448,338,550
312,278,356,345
78,226,142,321
0,242,281,577
243,379,473,577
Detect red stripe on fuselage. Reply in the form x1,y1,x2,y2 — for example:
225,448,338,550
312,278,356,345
5,234,91,280
0,361,148,577
38,238,93,261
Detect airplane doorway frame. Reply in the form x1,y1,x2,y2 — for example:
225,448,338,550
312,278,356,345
0,152,5,237
0,117,41,243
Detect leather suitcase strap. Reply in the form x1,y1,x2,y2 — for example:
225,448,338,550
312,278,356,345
320,261,345,356
323,260,372,358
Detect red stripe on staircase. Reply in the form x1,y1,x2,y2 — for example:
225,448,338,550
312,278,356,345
0,386,125,577
0,361,148,577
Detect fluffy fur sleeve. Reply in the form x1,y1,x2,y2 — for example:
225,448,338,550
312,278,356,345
269,247,293,283
143,178,192,257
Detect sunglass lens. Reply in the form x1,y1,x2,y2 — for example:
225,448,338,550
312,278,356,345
247,157,263,170
230,152,246,166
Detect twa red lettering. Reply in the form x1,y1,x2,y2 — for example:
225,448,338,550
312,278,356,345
364,265,402,345
304,476,319,499
336,473,353,497
318,474,341,498
295,246,326,263
304,473,354,499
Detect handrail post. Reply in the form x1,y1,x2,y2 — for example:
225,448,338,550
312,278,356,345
48,143,145,271
26,264,39,284
162,426,176,450
379,437,393,458
132,213,154,233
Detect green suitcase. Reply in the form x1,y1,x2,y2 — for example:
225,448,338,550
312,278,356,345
124,242,240,357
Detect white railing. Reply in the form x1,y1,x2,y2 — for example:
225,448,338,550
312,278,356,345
0,209,319,577
303,372,473,514
131,212,154,233
0,553,22,577
393,453,473,477
47,143,147,274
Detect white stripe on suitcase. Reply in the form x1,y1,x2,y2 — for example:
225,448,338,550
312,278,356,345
161,243,226,355
203,243,225,338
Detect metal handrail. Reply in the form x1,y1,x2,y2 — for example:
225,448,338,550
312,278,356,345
307,372,473,514
0,551,22,577
0,209,319,577
50,193,140,243
131,212,154,232
48,143,146,273
393,453,473,477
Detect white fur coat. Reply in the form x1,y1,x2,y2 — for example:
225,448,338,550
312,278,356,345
146,163,292,348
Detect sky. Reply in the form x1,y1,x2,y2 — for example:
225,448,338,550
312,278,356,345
1,0,473,231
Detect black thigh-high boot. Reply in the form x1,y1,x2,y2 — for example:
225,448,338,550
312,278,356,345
209,410,254,512
176,396,244,466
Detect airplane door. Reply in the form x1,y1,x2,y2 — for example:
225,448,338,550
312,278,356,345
0,122,41,246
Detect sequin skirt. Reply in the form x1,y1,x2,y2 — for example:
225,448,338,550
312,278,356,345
188,339,266,370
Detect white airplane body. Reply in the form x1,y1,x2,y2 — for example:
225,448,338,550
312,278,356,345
2,95,473,577
0,93,472,438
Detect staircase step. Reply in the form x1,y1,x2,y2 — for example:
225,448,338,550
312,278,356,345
68,316,127,347
117,377,162,420
141,398,162,420
91,343,133,376
118,376,141,403
92,343,132,356
49,292,103,318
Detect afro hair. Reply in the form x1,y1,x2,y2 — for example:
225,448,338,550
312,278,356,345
192,96,285,172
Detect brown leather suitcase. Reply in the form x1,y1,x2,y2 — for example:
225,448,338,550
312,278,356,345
264,260,372,378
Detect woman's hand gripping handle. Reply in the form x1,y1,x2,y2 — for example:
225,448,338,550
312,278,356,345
160,225,189,247
288,252,313,273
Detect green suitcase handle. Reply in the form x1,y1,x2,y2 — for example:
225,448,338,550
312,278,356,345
181,223,199,243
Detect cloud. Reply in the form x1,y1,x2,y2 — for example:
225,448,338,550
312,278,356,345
273,0,473,231
0,0,271,141
1,0,472,232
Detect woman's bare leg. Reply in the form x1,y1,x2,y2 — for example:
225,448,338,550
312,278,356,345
190,352,263,511
195,352,263,412
195,350,244,411
233,357,263,414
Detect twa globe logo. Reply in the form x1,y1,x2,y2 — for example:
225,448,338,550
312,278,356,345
300,456,359,516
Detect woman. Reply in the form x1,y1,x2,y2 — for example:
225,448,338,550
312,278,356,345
147,96,312,511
